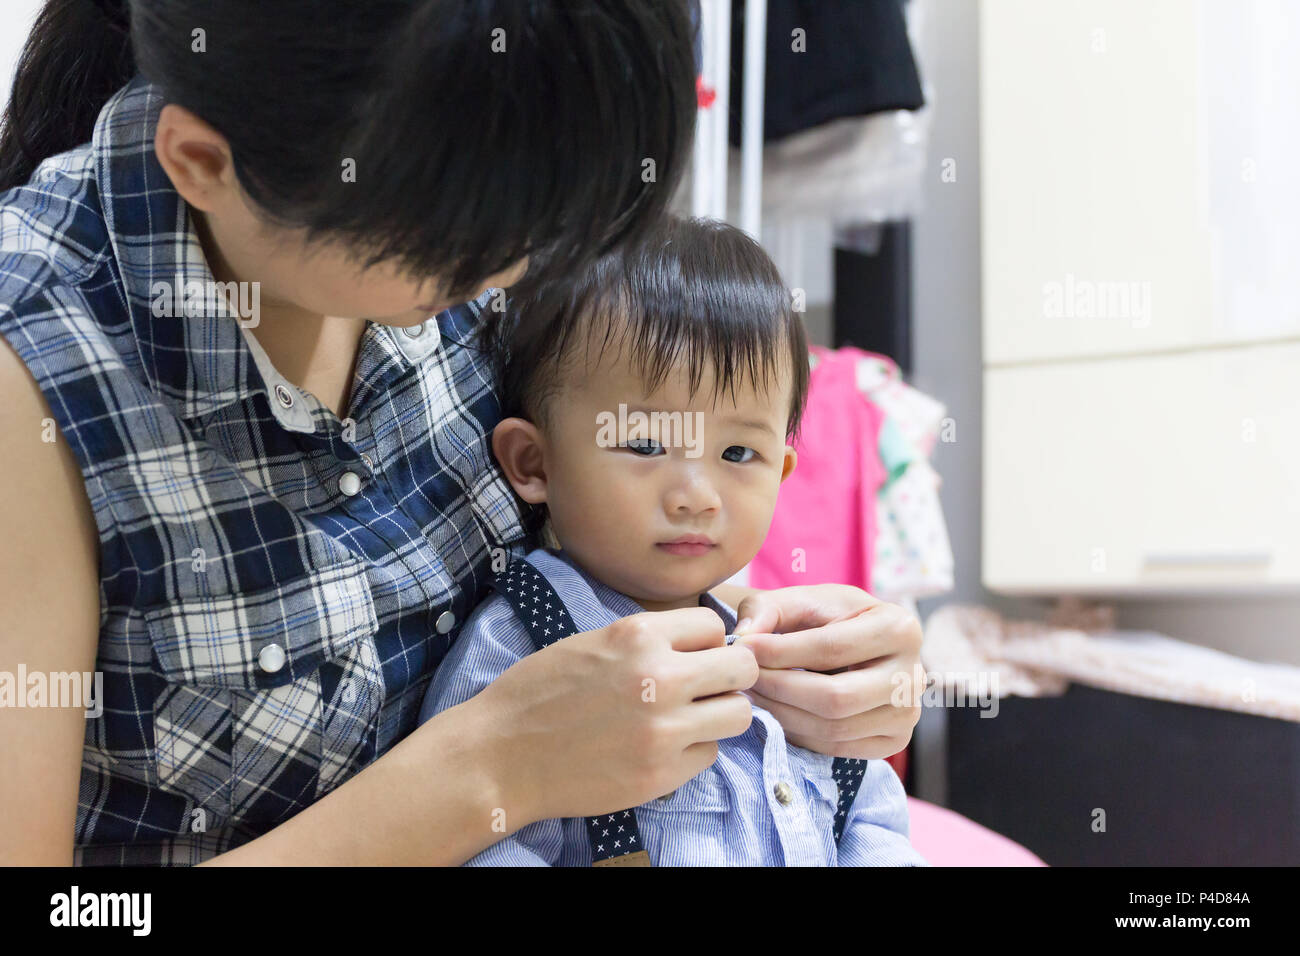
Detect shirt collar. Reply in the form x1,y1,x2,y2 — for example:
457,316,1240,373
91,74,454,432
549,547,738,634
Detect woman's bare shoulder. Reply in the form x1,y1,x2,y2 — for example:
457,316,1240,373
0,334,98,606
0,335,101,863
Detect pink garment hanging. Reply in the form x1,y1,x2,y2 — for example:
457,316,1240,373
749,344,887,592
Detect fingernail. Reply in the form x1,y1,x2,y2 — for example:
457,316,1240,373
734,617,752,635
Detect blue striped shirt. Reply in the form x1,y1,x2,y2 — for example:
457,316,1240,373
0,75,542,864
420,547,929,866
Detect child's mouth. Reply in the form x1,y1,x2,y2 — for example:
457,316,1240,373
656,538,716,556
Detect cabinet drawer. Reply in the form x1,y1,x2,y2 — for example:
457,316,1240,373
983,344,1300,593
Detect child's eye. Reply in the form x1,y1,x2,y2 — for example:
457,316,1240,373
623,437,664,456
722,445,756,463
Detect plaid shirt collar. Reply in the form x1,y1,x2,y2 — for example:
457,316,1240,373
91,74,446,433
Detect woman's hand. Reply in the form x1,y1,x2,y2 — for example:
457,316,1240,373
467,607,759,825
728,585,925,759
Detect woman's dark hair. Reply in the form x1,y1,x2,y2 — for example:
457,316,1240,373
0,0,699,302
481,214,810,444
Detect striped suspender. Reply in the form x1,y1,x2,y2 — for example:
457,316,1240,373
488,557,651,867
487,556,870,863
831,757,869,843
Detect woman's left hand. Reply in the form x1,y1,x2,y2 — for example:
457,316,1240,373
729,584,925,759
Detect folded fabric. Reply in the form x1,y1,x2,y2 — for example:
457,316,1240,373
922,604,1070,699
924,604,1300,723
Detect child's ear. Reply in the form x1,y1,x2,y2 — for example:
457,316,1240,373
780,446,797,482
492,418,550,504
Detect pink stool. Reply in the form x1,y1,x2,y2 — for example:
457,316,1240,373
907,797,1047,866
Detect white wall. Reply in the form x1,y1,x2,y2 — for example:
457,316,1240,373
0,1,41,95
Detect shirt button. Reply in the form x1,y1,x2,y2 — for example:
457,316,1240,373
773,781,794,806
403,322,426,338
338,471,362,496
273,383,295,408
435,610,456,634
360,452,373,470
258,643,286,674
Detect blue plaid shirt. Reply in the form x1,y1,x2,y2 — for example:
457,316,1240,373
421,547,928,866
0,75,542,864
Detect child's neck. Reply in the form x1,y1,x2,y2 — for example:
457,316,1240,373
635,594,705,613
550,544,705,612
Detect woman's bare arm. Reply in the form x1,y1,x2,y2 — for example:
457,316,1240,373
0,339,101,865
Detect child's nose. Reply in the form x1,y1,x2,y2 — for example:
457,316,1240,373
666,471,722,515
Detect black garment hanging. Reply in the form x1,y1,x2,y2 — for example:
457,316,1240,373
728,0,925,146
691,0,704,76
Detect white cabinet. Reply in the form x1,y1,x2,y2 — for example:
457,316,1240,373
981,0,1300,594
984,345,1300,593
981,0,1300,366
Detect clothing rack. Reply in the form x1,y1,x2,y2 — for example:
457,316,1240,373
693,0,768,239
690,0,919,375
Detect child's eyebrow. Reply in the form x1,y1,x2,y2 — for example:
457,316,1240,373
621,405,777,437
717,416,777,436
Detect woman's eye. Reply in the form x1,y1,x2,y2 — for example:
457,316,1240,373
722,445,756,463
624,437,664,456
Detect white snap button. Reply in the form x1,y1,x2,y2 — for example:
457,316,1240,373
773,781,794,806
360,453,373,469
402,323,425,338
338,471,361,496
273,383,295,408
258,643,286,674
435,610,456,634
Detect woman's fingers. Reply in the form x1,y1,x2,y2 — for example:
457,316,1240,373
749,658,905,718
744,686,917,746
622,608,758,701
735,602,921,673
777,729,912,761
651,607,728,652
684,690,755,743
674,644,760,701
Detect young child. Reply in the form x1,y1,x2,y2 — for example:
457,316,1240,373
419,215,927,866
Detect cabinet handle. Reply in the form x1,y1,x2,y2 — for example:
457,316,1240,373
1142,551,1272,567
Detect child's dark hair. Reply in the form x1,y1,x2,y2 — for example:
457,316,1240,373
480,215,810,444
0,1,698,303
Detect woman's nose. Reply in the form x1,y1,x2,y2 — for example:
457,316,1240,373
485,256,530,290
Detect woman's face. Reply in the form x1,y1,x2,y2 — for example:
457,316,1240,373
201,210,529,327
155,102,529,326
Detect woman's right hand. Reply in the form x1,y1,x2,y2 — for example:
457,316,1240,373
469,607,759,825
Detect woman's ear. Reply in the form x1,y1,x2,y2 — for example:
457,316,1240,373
780,446,798,483
492,417,550,504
